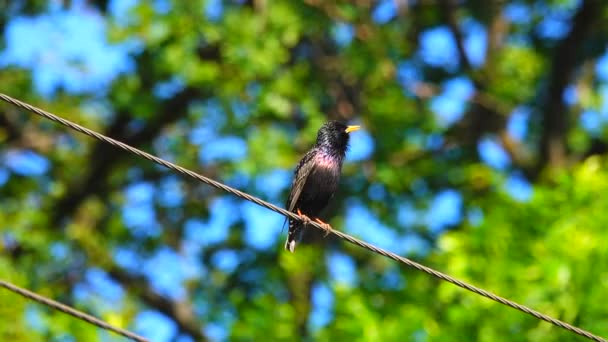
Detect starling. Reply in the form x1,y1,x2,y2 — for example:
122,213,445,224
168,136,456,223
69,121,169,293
284,121,360,253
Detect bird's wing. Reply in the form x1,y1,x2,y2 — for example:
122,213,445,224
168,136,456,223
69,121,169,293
286,150,317,212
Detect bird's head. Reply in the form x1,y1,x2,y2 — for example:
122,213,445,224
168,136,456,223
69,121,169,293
315,121,361,154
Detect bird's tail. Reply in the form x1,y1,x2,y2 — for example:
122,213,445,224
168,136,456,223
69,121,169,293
285,219,303,253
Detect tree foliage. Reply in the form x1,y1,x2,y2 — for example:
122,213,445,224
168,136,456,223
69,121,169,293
1,0,608,340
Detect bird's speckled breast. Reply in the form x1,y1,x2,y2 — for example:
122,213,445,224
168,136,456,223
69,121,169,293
313,151,342,170
295,151,342,214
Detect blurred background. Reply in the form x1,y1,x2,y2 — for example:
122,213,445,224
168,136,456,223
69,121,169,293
1,0,608,340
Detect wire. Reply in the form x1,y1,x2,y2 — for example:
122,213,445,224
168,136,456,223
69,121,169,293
0,280,149,342
0,92,605,342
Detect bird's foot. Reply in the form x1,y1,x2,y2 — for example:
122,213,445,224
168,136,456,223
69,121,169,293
296,210,331,236
314,218,332,237
297,209,312,226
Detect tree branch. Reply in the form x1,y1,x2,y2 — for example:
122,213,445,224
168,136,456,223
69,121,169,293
537,0,601,173
439,0,471,70
49,86,201,227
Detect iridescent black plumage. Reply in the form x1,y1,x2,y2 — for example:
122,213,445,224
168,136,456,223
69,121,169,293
285,121,360,252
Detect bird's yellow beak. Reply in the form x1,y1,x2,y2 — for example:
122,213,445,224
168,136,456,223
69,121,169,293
345,125,361,133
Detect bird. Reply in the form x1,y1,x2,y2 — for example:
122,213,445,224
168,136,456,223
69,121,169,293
284,121,360,253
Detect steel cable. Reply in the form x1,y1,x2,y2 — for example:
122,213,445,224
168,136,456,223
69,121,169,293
0,280,149,341
0,92,604,342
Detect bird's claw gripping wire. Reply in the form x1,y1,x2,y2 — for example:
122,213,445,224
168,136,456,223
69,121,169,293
314,218,332,237
296,209,312,226
296,210,331,237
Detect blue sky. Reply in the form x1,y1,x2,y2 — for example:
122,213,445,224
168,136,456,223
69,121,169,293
1,0,605,340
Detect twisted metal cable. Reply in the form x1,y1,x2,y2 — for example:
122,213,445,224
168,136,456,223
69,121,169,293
0,280,149,342
1,92,605,342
